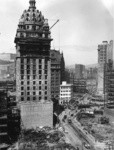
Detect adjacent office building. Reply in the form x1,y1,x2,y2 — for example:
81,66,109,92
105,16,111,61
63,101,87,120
15,0,53,128
50,50,62,99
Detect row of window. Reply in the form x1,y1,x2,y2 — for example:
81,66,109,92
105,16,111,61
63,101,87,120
21,96,48,101
21,65,48,70
60,94,71,96
60,89,71,91
21,91,47,96
18,31,50,38
21,81,47,85
21,75,47,80
20,70,48,75
21,86,47,91
60,87,71,89
21,59,48,64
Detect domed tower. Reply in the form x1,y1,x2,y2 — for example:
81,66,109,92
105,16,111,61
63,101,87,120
15,0,53,128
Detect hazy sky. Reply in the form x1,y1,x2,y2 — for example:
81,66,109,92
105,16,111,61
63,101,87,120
0,0,113,66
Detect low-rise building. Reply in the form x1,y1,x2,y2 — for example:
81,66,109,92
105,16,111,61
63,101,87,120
59,81,73,105
0,53,16,62
0,60,15,81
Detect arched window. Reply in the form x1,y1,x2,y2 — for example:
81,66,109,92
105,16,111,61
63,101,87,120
32,25,36,31
27,13,29,17
33,13,35,17
26,18,29,21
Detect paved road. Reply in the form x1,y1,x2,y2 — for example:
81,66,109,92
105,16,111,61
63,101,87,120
63,122,82,150
70,122,96,150
59,106,96,150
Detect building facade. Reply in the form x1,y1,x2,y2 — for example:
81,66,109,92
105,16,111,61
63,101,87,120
60,52,65,83
50,50,61,99
86,67,97,80
105,60,114,109
0,60,15,81
59,81,73,105
97,41,113,95
0,90,8,144
73,79,86,93
15,0,53,128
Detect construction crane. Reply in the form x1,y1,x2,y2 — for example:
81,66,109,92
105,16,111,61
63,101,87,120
49,19,59,30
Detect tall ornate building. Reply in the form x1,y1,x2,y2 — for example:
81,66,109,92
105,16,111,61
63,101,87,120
14,0,53,128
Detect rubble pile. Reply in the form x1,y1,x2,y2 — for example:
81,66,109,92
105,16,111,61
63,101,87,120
91,124,114,142
17,127,76,150
19,128,49,150
79,116,114,143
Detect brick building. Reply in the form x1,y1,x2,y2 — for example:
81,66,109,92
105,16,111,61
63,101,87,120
60,52,65,83
14,0,53,128
50,50,65,99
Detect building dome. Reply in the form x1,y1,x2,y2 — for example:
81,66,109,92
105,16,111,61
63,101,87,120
15,0,51,40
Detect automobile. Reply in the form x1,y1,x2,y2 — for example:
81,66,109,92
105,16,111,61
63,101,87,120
68,118,72,123
83,142,91,149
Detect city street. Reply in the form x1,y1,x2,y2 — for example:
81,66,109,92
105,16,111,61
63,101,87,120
62,122,82,150
59,108,96,150
70,121,96,150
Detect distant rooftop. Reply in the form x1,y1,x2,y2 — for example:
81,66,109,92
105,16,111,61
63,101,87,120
0,59,14,65
61,81,72,86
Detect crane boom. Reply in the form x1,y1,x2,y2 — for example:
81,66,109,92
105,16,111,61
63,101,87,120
49,19,59,30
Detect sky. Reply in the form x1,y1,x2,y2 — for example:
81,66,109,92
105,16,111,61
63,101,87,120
0,0,113,66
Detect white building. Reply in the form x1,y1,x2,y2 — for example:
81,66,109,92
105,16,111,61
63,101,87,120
59,81,73,105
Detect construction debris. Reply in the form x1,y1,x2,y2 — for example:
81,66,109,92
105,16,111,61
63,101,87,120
8,126,76,150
